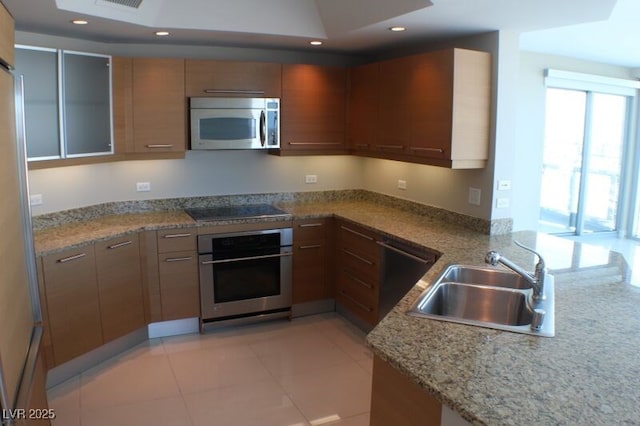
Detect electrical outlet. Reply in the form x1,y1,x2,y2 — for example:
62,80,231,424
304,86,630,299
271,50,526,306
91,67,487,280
30,194,43,206
397,179,407,190
496,198,510,208
468,187,481,206
305,175,318,184
136,182,151,192
497,180,512,191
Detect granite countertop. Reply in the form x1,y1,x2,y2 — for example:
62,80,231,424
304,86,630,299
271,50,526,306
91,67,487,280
32,199,640,425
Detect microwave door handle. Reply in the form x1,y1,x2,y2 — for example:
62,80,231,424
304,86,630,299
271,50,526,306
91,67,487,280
259,110,266,147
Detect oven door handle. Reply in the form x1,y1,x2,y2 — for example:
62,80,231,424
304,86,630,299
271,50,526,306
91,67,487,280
201,252,292,265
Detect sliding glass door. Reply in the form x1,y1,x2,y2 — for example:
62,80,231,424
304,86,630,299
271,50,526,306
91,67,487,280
539,88,628,235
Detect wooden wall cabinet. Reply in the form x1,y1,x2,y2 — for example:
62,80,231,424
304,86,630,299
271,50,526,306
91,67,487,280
348,62,378,154
334,220,382,327
156,229,200,321
95,235,145,343
133,58,186,153
185,59,281,98
113,57,186,154
41,246,103,366
351,48,491,169
292,218,330,304
275,64,348,155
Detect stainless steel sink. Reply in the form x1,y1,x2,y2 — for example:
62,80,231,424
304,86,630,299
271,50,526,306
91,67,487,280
407,264,555,337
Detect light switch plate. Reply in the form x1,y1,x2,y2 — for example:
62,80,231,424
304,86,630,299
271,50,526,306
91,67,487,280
497,180,512,191
496,198,510,208
30,194,43,206
397,180,407,190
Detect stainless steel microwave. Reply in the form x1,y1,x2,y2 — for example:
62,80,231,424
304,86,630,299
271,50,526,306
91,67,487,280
190,97,280,150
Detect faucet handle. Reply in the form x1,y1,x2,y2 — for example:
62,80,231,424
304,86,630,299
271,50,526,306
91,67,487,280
531,308,546,331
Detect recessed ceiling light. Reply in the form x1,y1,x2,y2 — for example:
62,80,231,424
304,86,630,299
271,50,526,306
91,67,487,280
155,31,170,36
389,26,407,32
71,19,89,25
310,40,323,46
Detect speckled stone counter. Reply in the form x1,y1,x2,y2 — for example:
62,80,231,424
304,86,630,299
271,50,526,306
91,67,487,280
32,196,640,425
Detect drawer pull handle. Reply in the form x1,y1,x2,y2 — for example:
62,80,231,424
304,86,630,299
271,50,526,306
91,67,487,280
202,252,292,265
299,244,322,250
107,240,133,250
375,241,436,264
57,253,87,263
343,269,373,289
204,89,265,95
145,144,174,149
409,147,444,153
288,142,343,146
163,233,192,239
375,144,404,150
340,225,373,241
342,249,373,266
339,290,373,313
299,223,323,228
165,256,193,262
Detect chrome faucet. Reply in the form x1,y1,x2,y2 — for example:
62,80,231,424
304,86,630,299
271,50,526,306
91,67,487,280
485,241,547,300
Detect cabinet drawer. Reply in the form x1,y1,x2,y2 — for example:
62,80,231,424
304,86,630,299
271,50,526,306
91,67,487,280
293,218,327,242
337,268,378,305
338,223,379,257
157,229,197,253
336,286,378,326
338,245,380,281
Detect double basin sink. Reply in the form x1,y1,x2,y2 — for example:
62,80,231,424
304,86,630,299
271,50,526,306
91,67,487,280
407,264,555,337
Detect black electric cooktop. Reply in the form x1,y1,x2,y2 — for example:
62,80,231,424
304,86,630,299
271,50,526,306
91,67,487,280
184,204,290,222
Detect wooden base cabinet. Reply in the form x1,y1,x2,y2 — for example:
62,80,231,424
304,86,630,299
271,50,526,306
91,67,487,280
156,229,200,321
335,220,382,326
371,355,442,426
95,235,145,343
292,218,330,304
41,246,103,366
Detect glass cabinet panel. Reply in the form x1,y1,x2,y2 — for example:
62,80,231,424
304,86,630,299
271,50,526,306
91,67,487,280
63,52,112,156
14,47,61,159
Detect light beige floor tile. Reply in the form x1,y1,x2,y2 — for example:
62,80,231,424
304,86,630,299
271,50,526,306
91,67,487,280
80,355,181,409
277,362,372,422
183,379,308,426
81,395,192,426
168,346,272,395
254,332,354,377
47,375,81,426
317,321,373,363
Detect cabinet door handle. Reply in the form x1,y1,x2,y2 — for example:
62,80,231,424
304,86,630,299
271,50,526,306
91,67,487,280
375,241,435,264
375,144,404,150
299,244,322,250
339,290,373,313
342,249,373,266
107,240,133,250
163,233,192,239
299,223,323,228
165,256,193,262
340,225,373,241
57,253,87,263
288,142,343,146
355,143,370,149
203,89,265,95
409,147,444,153
343,268,373,289
145,144,174,149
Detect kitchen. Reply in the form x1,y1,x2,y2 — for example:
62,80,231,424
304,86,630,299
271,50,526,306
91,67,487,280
1,0,640,425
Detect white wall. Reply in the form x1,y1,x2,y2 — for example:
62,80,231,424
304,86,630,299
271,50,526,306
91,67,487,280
512,51,636,231
28,152,362,214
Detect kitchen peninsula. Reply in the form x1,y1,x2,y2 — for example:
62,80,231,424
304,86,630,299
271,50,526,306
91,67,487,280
32,191,639,425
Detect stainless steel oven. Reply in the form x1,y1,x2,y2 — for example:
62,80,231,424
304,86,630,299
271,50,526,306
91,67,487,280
198,227,292,326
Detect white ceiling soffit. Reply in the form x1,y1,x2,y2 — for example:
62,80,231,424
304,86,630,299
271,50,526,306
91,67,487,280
55,0,433,39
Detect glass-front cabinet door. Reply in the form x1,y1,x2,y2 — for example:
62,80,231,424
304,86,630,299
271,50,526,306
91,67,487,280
14,46,113,161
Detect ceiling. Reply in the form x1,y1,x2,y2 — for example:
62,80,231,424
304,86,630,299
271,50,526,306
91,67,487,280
4,0,639,67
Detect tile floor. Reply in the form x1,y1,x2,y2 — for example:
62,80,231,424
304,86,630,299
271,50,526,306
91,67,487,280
47,313,373,426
